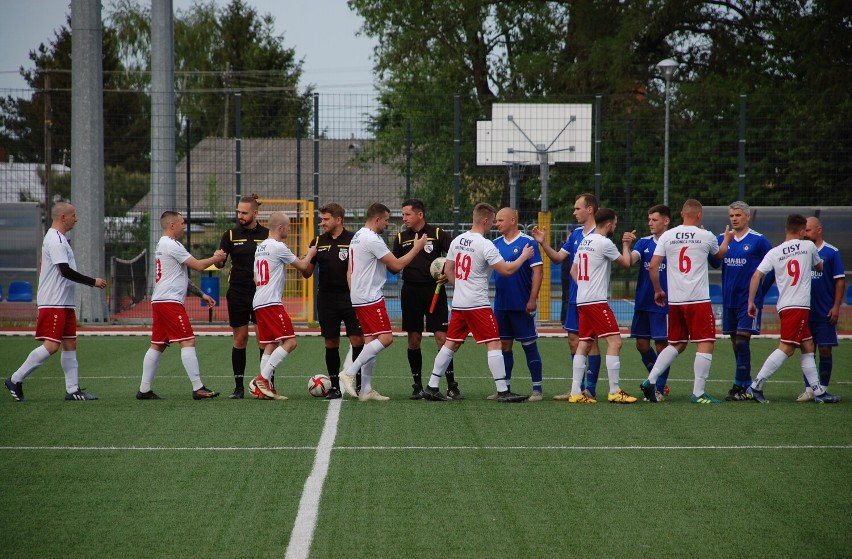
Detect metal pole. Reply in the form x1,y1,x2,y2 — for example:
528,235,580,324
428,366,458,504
453,95,460,236
663,76,671,206
235,92,241,202
44,72,52,222
185,117,191,249
738,94,746,201
538,145,548,213
594,94,602,200
296,120,302,201
405,120,412,200
313,93,320,235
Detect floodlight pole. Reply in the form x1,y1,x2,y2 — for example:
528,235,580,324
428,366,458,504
508,163,522,210
538,145,549,213
657,58,678,206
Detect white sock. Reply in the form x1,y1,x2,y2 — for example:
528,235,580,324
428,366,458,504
260,353,271,376
606,355,621,394
487,349,508,392
801,353,825,395
692,352,712,397
360,357,376,394
181,347,204,391
753,349,788,390
262,347,288,380
60,350,79,393
345,339,384,377
571,353,586,394
11,345,52,383
428,346,455,388
649,345,679,384
139,348,162,392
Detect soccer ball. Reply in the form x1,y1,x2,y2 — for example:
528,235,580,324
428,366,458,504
308,374,331,397
429,257,447,280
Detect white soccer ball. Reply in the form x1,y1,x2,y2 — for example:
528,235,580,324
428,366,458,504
430,257,447,280
308,374,331,397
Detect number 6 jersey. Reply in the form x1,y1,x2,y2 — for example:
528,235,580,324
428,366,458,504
653,225,720,305
756,238,821,312
446,231,503,310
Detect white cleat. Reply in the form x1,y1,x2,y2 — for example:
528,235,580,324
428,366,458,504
358,389,390,402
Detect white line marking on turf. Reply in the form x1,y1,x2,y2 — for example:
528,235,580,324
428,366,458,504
284,398,341,559
1,444,849,451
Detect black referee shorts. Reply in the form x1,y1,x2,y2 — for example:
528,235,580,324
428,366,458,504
226,287,256,328
317,291,363,339
401,281,449,333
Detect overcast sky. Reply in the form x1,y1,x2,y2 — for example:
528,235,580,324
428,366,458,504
0,0,378,94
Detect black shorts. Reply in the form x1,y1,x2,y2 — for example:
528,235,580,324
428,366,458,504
226,287,256,328
401,282,449,333
317,291,363,339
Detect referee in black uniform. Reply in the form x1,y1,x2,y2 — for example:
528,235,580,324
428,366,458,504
301,203,364,399
216,193,268,398
392,199,463,400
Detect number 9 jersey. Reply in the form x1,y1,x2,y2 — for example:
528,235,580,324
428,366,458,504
446,231,503,310
653,225,720,305
756,238,821,312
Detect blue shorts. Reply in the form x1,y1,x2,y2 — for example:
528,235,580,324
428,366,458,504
809,318,838,347
630,311,668,340
562,303,579,333
722,306,761,336
495,309,538,342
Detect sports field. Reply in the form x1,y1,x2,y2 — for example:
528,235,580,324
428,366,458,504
1,334,849,558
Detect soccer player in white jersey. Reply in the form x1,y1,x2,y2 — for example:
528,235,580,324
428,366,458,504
639,199,733,404
4,202,106,402
338,202,427,401
744,214,840,404
420,203,534,403
136,211,226,400
568,208,637,404
248,212,317,400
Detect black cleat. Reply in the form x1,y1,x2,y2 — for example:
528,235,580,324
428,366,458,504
496,390,529,403
4,378,24,402
136,390,161,400
410,384,425,400
192,386,220,400
639,380,657,403
65,390,98,401
446,384,465,400
229,387,244,399
324,387,342,400
421,386,449,401
725,384,748,401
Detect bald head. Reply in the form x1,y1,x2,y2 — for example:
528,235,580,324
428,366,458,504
51,202,77,233
495,207,518,236
681,199,703,225
268,211,291,240
803,216,823,244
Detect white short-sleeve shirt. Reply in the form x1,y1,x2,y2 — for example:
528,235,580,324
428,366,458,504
252,238,297,309
152,236,192,304
654,225,720,305
757,239,821,311
349,227,391,306
575,233,621,305
37,228,77,308
447,231,503,310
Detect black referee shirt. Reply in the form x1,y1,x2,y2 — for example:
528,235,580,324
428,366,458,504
309,228,355,294
218,223,269,290
392,223,450,284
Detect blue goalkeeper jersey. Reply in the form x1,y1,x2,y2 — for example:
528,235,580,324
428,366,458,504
712,229,772,309
561,225,594,305
809,242,844,321
493,233,543,311
632,235,668,314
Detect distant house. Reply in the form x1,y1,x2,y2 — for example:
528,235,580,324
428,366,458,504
133,137,407,216
0,161,69,204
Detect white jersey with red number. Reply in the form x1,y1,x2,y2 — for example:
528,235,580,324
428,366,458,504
252,238,297,309
447,231,503,310
349,227,391,306
654,225,720,305
757,239,821,312
152,236,192,304
37,228,77,308
575,233,621,305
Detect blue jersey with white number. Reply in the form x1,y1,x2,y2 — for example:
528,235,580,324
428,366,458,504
493,233,543,311
633,235,668,314
712,229,772,309
561,225,594,305
810,242,844,321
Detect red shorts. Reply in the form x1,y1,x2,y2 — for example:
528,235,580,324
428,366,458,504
353,300,392,337
35,308,77,343
779,308,812,346
668,302,716,344
255,304,296,344
578,303,621,341
446,307,500,344
151,302,194,345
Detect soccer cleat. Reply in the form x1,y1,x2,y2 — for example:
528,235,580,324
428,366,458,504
639,380,657,403
65,390,98,401
796,390,815,402
421,386,449,401
410,384,425,400
4,378,24,402
567,392,596,404
339,373,358,398
486,393,499,400
815,392,841,404
690,393,722,404
552,391,572,401
745,386,768,403
725,384,749,401
496,391,529,403
528,390,543,402
358,389,390,402
229,387,244,399
446,384,465,401
607,390,637,404
135,390,161,400
654,390,666,402
251,376,287,400
192,386,220,400
324,387,342,400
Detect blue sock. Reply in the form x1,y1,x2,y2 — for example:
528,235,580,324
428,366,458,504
502,350,514,390
734,337,751,387
522,342,543,392
819,355,832,387
656,367,671,393
640,349,657,373
585,355,601,396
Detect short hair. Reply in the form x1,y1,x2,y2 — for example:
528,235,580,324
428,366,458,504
268,211,289,229
319,203,345,219
51,201,73,221
648,204,671,219
472,202,496,222
575,193,598,214
160,210,181,229
238,193,261,209
786,214,807,234
729,200,750,214
595,207,617,227
402,198,425,214
682,199,703,217
366,202,390,219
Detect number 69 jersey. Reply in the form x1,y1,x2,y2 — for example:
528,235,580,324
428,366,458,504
446,231,504,310
653,225,720,305
756,239,821,312
252,238,297,310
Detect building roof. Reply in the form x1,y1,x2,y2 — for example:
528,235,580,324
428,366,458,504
0,162,70,204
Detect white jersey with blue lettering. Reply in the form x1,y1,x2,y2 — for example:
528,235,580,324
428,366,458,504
37,228,77,308
653,225,720,305
447,231,503,310
252,238,297,309
152,236,192,304
757,239,821,312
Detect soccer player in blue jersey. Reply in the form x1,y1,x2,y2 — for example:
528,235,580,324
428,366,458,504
623,204,672,401
709,201,773,401
800,217,846,401
492,207,545,400
532,193,602,400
